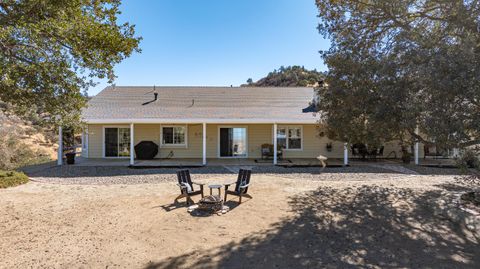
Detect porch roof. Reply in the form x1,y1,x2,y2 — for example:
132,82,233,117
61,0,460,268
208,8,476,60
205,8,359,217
82,86,319,124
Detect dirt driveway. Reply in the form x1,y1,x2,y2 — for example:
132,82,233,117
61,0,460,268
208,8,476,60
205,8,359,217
0,172,478,268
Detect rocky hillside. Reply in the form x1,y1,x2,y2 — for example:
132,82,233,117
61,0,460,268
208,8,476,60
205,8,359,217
243,66,325,87
0,111,57,170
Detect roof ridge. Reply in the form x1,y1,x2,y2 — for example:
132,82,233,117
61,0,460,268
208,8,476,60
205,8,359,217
106,85,314,89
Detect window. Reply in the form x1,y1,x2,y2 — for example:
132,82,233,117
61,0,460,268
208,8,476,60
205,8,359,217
277,126,302,150
162,126,186,146
104,127,130,157
288,127,302,149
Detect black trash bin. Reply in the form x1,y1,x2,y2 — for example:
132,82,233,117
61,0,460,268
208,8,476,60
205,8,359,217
65,152,76,165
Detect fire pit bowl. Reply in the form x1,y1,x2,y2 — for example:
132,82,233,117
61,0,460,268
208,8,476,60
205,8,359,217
198,195,224,212
188,195,230,216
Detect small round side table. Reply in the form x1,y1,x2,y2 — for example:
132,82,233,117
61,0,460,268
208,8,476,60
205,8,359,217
208,184,223,196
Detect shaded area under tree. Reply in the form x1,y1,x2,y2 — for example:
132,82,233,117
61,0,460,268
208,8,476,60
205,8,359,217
147,184,479,269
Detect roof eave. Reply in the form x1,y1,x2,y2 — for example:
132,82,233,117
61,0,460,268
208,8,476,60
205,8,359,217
83,118,318,124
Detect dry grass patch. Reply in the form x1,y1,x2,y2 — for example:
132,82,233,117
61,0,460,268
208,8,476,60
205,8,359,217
0,170,29,188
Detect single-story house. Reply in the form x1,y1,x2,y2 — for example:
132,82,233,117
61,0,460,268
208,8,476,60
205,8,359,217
59,86,426,166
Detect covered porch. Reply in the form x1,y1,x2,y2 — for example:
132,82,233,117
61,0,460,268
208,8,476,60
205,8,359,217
59,121,354,167
70,156,347,167
57,121,432,167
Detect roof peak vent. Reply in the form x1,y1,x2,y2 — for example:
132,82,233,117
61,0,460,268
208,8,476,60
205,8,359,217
142,85,159,106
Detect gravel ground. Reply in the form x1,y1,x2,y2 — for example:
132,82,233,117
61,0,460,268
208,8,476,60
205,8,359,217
403,164,464,175
28,166,232,185
1,173,478,268
26,164,462,185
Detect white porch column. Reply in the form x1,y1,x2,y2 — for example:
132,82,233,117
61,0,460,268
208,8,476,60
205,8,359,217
414,142,419,165
202,123,207,165
343,143,349,166
414,126,419,165
57,126,63,165
85,126,89,158
130,123,134,165
273,123,278,165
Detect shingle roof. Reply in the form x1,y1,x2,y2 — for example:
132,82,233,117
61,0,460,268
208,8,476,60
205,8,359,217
82,86,319,124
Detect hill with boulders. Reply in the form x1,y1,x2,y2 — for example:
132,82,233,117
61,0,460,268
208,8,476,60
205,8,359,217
242,66,325,87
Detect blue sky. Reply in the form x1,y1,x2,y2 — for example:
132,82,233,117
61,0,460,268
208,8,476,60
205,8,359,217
89,0,330,96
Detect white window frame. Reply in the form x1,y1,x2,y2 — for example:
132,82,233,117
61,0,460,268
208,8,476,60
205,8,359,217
160,125,188,148
274,125,303,151
102,125,131,158
217,126,249,159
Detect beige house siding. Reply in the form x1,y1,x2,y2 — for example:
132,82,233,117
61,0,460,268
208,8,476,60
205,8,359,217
87,124,103,158
88,124,208,158
204,124,273,158
248,124,273,158
158,124,202,158
127,124,204,158
86,123,409,159
134,124,160,158
280,125,346,159
88,124,131,158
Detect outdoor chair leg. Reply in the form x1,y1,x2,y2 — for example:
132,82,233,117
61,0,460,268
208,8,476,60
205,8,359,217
186,196,194,205
200,185,204,198
224,186,229,201
239,194,242,204
174,194,183,204
175,194,192,205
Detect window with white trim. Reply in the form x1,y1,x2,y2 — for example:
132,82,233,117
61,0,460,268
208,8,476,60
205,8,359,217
162,126,186,146
277,126,302,150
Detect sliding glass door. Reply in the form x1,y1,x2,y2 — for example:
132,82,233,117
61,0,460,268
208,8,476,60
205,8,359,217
104,127,131,157
219,127,247,157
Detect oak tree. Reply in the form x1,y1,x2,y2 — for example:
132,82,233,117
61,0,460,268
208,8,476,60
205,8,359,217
316,0,480,151
0,0,141,126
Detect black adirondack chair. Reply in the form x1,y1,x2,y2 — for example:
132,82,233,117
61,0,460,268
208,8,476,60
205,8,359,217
175,170,204,205
224,169,252,204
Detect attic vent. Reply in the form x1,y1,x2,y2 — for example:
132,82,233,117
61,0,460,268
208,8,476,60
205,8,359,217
142,88,159,106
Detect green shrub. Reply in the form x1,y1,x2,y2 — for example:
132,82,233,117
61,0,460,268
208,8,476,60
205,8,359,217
0,170,29,188
456,150,480,170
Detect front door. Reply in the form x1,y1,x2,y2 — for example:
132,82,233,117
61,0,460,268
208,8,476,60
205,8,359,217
219,127,247,158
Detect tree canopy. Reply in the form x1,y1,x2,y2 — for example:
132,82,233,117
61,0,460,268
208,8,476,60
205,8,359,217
243,66,325,87
316,0,480,150
0,0,140,126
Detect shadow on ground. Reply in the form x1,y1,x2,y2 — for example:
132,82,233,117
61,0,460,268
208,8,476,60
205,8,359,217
158,196,248,214
146,183,479,269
